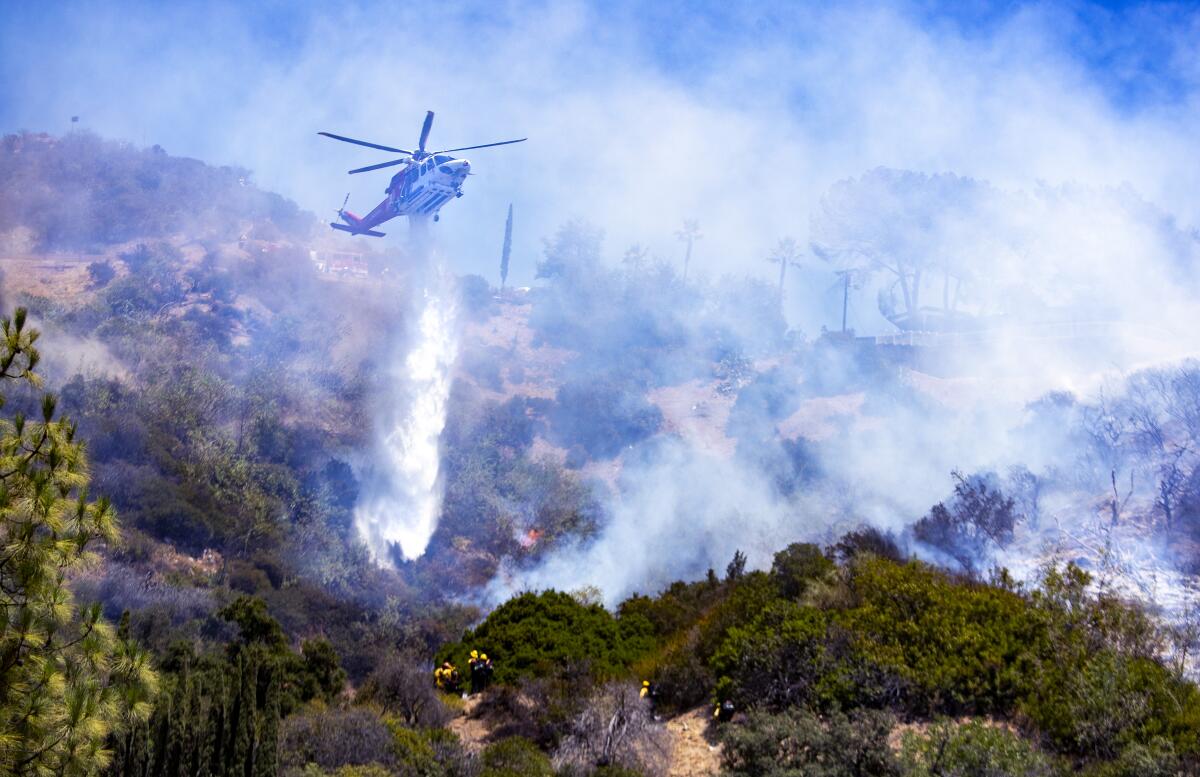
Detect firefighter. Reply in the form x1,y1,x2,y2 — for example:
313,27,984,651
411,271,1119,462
469,651,486,694
713,699,735,723
481,653,495,690
439,661,460,694
433,664,445,690
641,680,661,719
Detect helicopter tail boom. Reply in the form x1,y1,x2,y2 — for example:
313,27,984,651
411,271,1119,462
330,222,386,237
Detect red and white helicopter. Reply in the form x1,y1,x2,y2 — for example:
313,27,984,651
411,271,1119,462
319,111,525,237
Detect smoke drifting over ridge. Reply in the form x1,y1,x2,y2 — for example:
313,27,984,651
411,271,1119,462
487,173,1200,608
5,3,1200,612
4,2,1199,316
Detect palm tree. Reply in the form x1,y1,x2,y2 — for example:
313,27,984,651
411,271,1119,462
766,237,804,304
622,243,649,273
674,219,701,281
830,268,865,333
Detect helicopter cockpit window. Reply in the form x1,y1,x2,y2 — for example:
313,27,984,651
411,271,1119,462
433,155,452,165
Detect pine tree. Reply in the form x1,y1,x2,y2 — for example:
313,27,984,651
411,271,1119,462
500,203,513,290
0,307,158,775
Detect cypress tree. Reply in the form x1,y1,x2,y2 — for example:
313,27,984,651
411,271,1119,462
150,695,170,777
225,656,244,777
234,656,257,777
500,203,513,290
253,661,280,777
210,673,227,777
180,669,202,777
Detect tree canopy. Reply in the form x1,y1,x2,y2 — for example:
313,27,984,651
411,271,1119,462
0,307,158,775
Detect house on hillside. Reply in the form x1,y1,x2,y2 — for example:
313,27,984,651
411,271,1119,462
310,249,367,278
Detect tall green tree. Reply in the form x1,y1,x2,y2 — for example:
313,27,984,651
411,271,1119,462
0,307,158,775
765,237,803,307
500,203,513,290
674,219,701,282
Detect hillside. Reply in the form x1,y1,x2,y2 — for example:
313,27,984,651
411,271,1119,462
3,132,1200,777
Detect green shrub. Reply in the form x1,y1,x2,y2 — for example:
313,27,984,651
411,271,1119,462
695,573,781,662
1019,564,1200,760
899,719,1059,777
618,575,724,639
646,634,714,713
437,590,654,684
331,767,393,777
280,708,397,774
721,707,899,777
388,724,472,777
358,655,452,728
591,767,645,777
711,601,841,710
1020,650,1200,760
708,559,1042,715
472,678,584,750
389,726,443,777
1082,737,1181,777
834,557,1041,715
480,736,553,777
769,542,835,599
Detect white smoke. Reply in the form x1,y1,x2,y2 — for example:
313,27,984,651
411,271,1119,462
355,269,458,563
483,176,1200,608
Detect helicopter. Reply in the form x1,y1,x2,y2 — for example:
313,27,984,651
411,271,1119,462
319,111,525,237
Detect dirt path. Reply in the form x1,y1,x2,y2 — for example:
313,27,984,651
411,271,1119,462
666,706,722,777
446,696,722,775
446,695,491,753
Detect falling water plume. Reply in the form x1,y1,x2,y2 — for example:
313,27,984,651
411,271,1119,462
354,269,458,564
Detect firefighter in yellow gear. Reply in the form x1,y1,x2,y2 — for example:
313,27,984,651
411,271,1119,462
471,650,493,694
434,661,460,693
713,699,735,722
640,680,650,698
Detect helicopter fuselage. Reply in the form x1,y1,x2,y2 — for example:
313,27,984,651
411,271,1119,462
340,155,470,235
386,154,470,217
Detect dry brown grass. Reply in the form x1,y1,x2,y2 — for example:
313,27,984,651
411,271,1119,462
666,705,722,777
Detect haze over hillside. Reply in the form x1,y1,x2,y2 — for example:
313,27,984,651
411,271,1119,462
5,3,1200,775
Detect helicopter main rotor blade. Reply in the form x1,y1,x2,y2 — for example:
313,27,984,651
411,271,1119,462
348,158,410,174
319,132,411,155
418,111,434,154
433,138,527,154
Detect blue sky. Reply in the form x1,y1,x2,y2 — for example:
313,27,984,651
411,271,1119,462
2,0,1198,330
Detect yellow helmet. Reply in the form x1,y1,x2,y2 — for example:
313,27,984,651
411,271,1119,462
642,680,650,687
480,654,488,661
470,650,479,659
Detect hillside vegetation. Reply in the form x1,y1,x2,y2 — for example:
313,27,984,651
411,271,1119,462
1,131,310,251
2,134,1199,776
